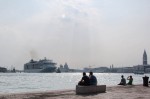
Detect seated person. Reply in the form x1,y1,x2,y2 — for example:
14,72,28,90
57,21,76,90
78,72,90,86
127,76,133,85
118,75,126,85
89,72,97,85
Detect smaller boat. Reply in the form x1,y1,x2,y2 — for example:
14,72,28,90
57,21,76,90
56,67,61,73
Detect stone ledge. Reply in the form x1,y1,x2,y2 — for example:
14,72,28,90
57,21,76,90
76,85,106,94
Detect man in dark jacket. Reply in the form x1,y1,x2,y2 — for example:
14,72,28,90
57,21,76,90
78,72,90,86
89,72,97,85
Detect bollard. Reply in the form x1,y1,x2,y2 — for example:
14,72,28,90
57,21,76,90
143,76,149,86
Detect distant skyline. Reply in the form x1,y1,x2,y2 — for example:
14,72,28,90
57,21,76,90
0,0,150,70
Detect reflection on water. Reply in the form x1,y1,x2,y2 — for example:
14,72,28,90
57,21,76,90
0,73,148,93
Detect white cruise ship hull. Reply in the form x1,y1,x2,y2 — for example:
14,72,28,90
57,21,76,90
24,67,56,73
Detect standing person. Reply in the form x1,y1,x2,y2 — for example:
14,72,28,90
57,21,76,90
118,75,126,85
78,72,90,86
89,72,97,85
127,76,133,85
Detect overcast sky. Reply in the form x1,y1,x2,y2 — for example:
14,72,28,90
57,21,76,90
0,0,150,70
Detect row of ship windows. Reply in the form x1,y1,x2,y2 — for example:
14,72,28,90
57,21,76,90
25,65,42,69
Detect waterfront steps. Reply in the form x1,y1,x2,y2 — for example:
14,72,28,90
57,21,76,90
76,85,106,94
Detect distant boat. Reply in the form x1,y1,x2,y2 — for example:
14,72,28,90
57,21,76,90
56,68,61,73
24,57,57,73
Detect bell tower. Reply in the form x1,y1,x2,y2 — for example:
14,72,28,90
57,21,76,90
143,50,147,65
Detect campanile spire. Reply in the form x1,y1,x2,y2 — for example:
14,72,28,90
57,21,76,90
143,50,147,65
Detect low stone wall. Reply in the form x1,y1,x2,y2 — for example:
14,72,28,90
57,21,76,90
76,85,106,94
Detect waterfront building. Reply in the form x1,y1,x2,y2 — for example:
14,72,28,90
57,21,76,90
133,50,150,73
59,63,70,72
84,67,109,73
69,69,83,72
116,67,133,73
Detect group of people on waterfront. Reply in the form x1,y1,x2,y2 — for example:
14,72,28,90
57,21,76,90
78,72,133,86
118,75,133,85
78,72,97,86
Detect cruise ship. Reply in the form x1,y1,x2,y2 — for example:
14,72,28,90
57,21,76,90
24,57,57,73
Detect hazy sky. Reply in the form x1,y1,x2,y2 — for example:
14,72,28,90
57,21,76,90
0,0,150,70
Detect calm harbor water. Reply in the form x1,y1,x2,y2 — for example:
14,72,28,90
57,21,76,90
0,73,149,94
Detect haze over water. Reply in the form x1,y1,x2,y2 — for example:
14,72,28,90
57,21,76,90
0,0,150,70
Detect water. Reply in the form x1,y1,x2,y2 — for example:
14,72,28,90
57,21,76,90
0,73,148,94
